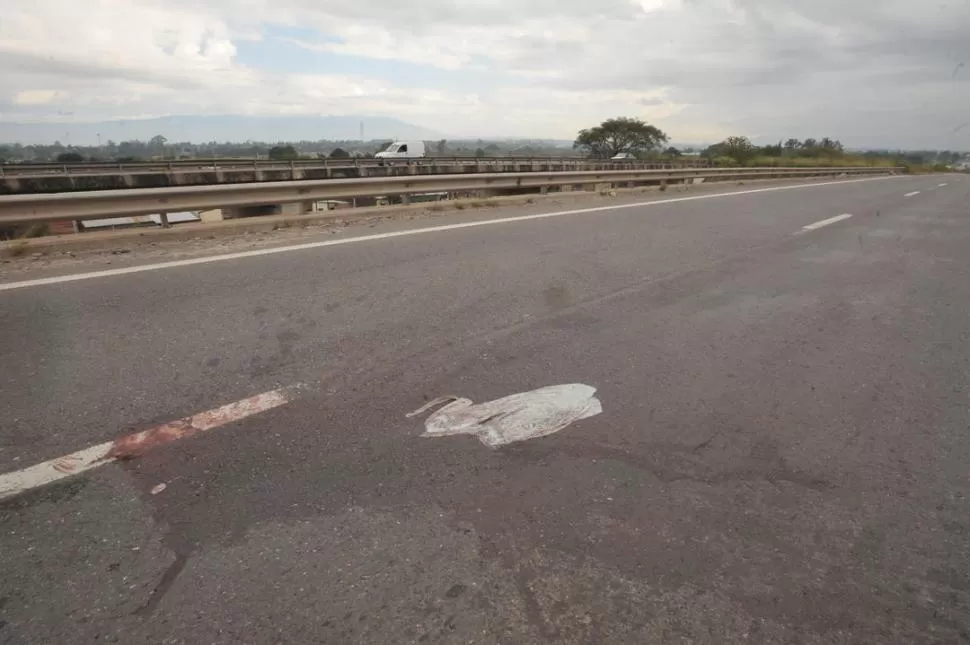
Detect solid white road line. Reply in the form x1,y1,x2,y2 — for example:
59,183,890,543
0,386,298,501
0,175,900,293
938,183,949,187
904,191,921,197
801,213,854,232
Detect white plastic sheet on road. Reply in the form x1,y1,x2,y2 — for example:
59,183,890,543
407,384,602,448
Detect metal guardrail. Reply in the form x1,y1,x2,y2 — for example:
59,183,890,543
0,156,710,178
0,167,899,225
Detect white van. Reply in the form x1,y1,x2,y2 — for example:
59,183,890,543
375,141,426,160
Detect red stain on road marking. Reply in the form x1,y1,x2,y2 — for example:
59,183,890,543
1,386,298,502
106,389,292,460
107,420,195,460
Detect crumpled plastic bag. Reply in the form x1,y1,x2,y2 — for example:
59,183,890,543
407,383,602,448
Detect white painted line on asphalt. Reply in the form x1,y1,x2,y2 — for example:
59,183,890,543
938,183,948,187
0,175,901,293
0,386,298,501
800,213,854,232
904,191,921,197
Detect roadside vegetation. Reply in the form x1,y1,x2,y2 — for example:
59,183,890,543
571,118,965,173
2,119,964,171
1,115,964,180
0,222,51,244
697,135,953,173
573,117,669,158
0,136,582,163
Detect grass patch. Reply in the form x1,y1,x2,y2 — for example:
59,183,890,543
901,163,950,175
19,223,51,239
6,241,28,258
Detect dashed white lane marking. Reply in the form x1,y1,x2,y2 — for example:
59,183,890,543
0,175,901,293
938,183,949,187
904,191,921,197
800,213,854,232
0,386,298,501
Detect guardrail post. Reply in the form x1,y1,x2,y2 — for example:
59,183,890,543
159,212,170,228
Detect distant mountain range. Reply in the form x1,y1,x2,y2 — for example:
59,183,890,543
0,115,446,145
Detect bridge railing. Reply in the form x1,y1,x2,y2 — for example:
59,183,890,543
0,166,900,225
0,156,712,176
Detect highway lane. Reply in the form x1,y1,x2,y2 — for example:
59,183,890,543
0,175,925,469
2,174,970,643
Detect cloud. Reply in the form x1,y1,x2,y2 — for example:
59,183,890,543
2,0,969,147
13,90,61,106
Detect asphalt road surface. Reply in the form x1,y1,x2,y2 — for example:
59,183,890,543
2,175,970,644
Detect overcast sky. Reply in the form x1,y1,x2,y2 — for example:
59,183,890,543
1,0,968,148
